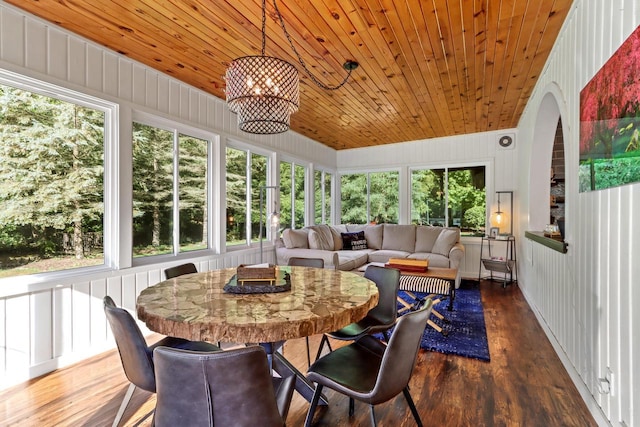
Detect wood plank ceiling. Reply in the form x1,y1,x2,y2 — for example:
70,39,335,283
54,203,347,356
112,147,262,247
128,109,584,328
7,0,573,150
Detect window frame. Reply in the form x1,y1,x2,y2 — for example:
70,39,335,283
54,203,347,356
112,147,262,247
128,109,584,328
278,156,311,229
225,140,277,250
131,111,218,265
0,69,118,285
409,161,489,236
313,166,335,225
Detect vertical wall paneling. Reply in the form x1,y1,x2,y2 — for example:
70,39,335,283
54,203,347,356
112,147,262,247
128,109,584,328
68,37,86,87
5,295,29,374
71,283,91,353
517,0,638,425
0,299,5,374
47,28,67,81
24,18,46,73
1,7,25,66
85,45,103,93
30,290,52,365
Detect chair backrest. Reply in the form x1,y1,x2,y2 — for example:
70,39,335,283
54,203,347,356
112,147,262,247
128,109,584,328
103,296,156,392
164,262,197,280
364,265,400,327
287,257,324,268
153,345,286,427
370,299,433,404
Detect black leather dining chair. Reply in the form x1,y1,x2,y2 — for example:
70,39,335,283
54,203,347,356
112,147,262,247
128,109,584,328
152,345,296,427
315,265,400,361
103,296,220,427
305,299,433,427
287,257,325,367
164,262,197,280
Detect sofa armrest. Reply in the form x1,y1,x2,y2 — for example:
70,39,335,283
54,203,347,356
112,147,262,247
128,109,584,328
449,242,465,288
448,241,465,270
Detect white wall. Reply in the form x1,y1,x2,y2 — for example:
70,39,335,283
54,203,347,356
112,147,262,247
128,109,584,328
0,2,336,388
516,1,639,426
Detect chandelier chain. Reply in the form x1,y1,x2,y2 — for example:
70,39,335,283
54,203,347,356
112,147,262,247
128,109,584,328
261,0,266,56
272,0,354,91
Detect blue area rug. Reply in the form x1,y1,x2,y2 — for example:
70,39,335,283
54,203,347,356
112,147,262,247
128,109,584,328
394,287,490,362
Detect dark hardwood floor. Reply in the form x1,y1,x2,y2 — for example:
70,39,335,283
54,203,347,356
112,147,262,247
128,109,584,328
0,280,596,426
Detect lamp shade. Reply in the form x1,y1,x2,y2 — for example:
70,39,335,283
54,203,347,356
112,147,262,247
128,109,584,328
490,210,508,231
226,55,300,134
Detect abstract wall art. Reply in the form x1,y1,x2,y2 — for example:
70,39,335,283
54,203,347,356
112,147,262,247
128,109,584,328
579,25,640,192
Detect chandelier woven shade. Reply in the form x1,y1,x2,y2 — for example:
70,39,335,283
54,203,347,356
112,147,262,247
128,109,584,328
225,0,355,135
226,55,299,134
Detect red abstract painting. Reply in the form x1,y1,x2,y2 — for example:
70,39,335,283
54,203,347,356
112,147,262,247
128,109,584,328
579,25,640,192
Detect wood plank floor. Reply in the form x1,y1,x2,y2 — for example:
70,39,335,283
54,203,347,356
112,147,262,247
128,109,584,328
0,280,597,426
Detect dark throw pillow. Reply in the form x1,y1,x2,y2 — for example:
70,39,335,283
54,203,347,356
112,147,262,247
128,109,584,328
341,231,367,250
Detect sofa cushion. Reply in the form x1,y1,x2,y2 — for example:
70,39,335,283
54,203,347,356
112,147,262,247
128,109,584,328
368,249,411,264
330,225,347,250
364,224,384,249
307,225,334,251
415,226,442,253
431,228,459,256
382,224,416,253
282,228,309,249
341,231,367,250
336,250,370,271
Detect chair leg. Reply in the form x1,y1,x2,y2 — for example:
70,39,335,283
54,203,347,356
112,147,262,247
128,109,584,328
112,383,136,427
402,386,423,427
305,336,311,367
369,404,377,426
314,335,333,362
348,397,355,417
304,384,324,427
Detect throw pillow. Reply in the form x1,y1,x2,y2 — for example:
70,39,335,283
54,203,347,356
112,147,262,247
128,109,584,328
282,229,309,249
431,228,459,256
308,228,334,251
341,231,367,251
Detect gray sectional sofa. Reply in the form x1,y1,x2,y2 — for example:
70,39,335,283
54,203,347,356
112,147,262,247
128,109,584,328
275,223,465,288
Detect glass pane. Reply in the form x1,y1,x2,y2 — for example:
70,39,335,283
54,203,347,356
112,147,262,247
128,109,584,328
340,173,367,224
0,84,105,277
279,161,292,229
314,170,322,224
323,173,332,224
411,169,446,226
178,134,208,252
226,147,247,245
448,166,486,236
251,153,267,243
293,164,305,229
369,171,399,224
132,123,174,257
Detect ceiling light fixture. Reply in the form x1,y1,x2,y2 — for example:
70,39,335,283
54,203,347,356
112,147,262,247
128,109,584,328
225,0,358,135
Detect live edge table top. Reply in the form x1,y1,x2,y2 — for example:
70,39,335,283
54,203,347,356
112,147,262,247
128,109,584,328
136,266,379,344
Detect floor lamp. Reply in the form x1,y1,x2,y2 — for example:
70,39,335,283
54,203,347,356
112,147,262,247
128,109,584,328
259,185,280,264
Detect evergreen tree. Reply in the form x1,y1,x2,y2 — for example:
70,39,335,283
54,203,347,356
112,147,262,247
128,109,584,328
0,85,104,259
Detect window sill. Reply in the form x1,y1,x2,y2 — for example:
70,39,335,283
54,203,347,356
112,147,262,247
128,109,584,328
525,231,568,254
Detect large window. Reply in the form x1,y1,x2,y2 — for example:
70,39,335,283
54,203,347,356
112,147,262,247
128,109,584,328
314,169,333,224
279,161,306,229
226,147,268,246
0,78,110,278
341,171,399,224
411,165,486,236
132,122,209,258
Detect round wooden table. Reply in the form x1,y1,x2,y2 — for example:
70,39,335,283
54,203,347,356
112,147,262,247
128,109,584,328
136,266,378,343
136,266,379,404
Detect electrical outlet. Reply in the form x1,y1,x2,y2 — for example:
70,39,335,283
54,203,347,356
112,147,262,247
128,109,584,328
606,367,614,397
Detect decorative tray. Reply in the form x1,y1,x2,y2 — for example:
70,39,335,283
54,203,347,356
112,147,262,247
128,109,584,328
223,269,291,294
